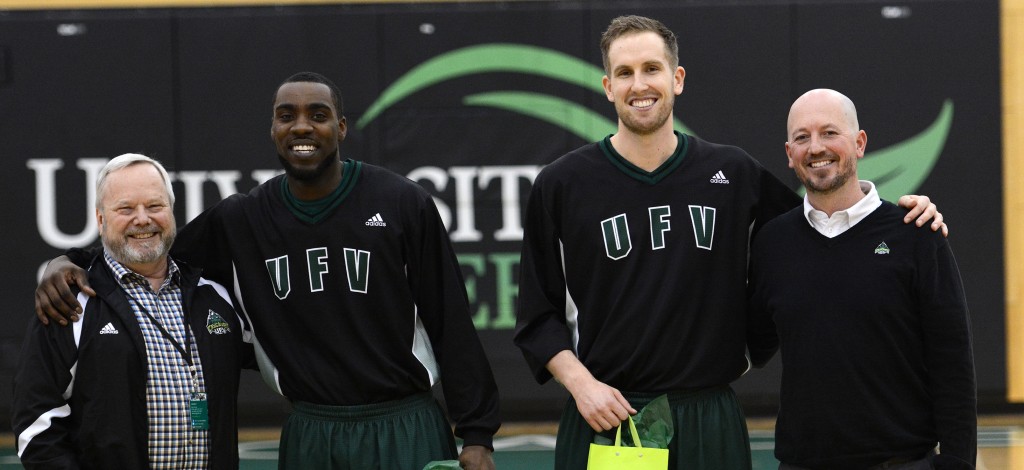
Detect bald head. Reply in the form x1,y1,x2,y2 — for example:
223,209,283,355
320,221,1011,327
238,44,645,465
784,88,868,205
787,89,859,139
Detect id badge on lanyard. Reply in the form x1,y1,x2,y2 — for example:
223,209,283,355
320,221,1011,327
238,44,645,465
189,365,209,430
137,300,211,431
190,394,209,430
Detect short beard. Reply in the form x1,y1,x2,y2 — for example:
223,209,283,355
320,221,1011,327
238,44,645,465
278,153,340,182
800,154,856,195
103,226,176,267
617,96,674,136
803,173,849,195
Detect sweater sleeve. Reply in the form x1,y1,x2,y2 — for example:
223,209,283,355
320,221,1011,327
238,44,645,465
746,234,780,368
512,175,574,384
406,192,500,449
917,236,976,467
11,318,82,469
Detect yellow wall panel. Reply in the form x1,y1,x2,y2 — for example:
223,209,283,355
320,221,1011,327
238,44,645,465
1006,0,1024,401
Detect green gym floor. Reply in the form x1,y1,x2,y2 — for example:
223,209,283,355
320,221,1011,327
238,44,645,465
3,418,1023,469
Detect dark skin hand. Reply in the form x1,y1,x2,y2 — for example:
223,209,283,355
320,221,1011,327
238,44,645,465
459,445,495,470
35,255,91,326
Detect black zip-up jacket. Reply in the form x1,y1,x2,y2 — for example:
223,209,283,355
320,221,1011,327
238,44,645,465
11,255,254,469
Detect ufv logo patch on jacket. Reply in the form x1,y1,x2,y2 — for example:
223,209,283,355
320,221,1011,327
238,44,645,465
206,310,230,335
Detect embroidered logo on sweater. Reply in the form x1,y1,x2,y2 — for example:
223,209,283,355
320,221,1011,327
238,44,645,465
710,170,729,184
99,322,119,335
206,310,231,335
874,242,891,255
365,213,387,227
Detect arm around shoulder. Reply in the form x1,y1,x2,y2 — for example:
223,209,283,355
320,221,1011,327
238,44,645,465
34,250,97,326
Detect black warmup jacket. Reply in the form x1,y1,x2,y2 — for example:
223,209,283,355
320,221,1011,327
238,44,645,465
167,160,500,449
11,255,253,469
515,133,800,392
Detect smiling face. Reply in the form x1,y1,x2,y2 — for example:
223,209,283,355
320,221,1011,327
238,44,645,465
271,81,347,183
602,31,685,137
785,89,867,196
97,163,176,271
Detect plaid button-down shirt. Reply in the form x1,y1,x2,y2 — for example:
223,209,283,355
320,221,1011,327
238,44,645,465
105,252,209,469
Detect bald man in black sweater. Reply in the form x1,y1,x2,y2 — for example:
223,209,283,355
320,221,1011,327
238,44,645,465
747,89,976,470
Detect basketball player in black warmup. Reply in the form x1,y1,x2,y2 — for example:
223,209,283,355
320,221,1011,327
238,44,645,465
514,15,945,470
34,72,500,470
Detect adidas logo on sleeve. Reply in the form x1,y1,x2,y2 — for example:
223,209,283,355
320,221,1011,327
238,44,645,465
365,213,387,227
710,171,730,184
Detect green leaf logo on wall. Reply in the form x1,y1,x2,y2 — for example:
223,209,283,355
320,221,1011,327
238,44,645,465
356,43,681,135
854,99,953,201
358,43,952,200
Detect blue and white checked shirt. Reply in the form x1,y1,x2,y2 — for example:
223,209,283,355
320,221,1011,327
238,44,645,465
105,252,209,469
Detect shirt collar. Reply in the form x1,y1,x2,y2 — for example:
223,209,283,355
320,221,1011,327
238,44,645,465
103,251,180,290
802,180,882,236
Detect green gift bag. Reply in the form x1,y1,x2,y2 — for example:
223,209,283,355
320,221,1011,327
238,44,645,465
587,416,669,470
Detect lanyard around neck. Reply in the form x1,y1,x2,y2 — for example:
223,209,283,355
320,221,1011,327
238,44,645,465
125,289,200,392
136,301,193,367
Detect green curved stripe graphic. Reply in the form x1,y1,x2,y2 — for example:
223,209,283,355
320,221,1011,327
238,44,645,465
463,92,694,141
857,99,953,200
360,43,949,198
357,42,695,136
357,43,605,129
463,92,616,142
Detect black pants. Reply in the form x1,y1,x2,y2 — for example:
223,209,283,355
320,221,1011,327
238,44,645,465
278,393,457,470
556,385,752,470
778,449,937,470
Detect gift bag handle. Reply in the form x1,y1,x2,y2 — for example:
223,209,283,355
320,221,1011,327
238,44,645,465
614,416,644,448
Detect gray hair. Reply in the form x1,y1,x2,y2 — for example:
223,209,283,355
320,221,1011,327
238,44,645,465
95,153,175,210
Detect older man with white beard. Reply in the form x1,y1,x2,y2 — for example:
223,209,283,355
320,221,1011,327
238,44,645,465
12,153,253,469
